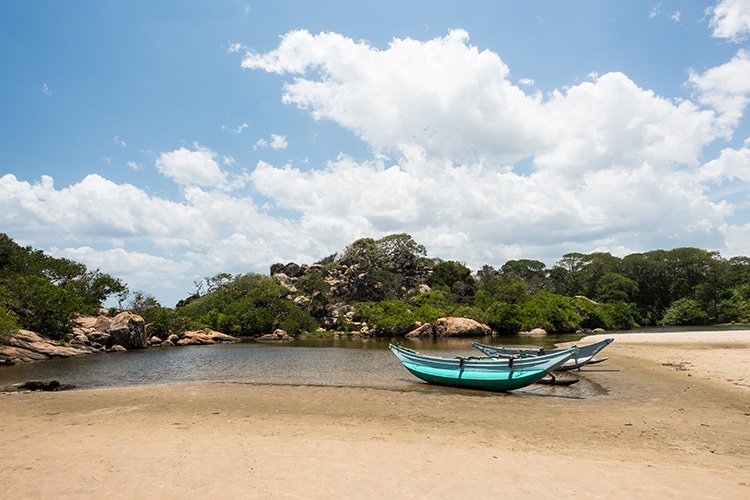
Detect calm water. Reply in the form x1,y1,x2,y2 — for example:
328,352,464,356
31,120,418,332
0,334,584,392
5,327,743,394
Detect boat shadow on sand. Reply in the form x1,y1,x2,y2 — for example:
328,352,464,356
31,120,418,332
399,376,609,399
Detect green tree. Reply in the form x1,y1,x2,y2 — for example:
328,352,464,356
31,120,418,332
660,298,709,326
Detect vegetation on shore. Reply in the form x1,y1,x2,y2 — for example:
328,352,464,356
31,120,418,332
2,232,750,340
0,234,127,339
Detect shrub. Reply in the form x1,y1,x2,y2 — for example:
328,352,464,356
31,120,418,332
660,298,709,326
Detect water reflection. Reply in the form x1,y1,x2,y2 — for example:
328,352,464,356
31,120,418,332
0,333,608,398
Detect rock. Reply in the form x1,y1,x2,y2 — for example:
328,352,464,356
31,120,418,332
108,312,148,349
160,339,175,347
108,345,127,352
0,345,48,363
405,323,433,337
7,330,88,358
94,315,112,332
592,328,606,333
271,262,305,278
176,329,238,346
69,334,91,346
167,334,180,344
293,295,311,307
433,317,491,337
87,331,112,347
149,336,162,345
3,380,74,392
272,273,297,293
257,328,292,341
519,328,548,336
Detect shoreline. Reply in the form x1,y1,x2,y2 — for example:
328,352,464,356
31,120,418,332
2,331,749,498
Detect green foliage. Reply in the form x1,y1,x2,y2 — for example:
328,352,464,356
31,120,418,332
336,234,429,301
177,273,318,337
427,260,476,302
484,302,522,334
660,298,710,326
356,300,417,336
0,306,19,335
518,291,581,333
0,234,128,339
128,291,189,338
595,272,638,303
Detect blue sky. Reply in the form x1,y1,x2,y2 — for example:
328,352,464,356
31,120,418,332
2,1,750,306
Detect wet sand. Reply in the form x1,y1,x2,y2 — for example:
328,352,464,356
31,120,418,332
2,331,749,498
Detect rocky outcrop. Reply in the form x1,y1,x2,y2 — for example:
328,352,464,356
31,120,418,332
433,317,491,337
176,329,239,346
0,329,95,365
108,312,148,349
257,328,293,341
519,328,547,336
405,323,433,338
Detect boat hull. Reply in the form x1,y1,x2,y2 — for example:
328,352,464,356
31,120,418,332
472,338,614,371
401,363,554,391
390,344,576,392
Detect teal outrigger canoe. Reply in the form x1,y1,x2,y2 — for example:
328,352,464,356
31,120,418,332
389,344,577,392
471,338,614,371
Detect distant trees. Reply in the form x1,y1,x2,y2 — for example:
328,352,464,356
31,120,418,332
3,230,749,341
0,233,128,338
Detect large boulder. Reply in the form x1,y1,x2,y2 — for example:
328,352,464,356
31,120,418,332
108,312,148,349
433,317,491,337
257,329,293,341
519,328,547,336
6,330,88,358
405,323,433,338
176,329,238,346
272,273,297,293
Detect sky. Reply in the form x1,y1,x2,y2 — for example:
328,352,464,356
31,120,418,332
2,0,750,306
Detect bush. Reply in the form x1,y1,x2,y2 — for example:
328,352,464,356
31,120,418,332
518,291,581,332
660,298,709,326
485,302,522,334
356,300,416,336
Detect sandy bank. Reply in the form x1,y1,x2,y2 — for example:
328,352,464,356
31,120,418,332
579,330,750,392
2,331,749,499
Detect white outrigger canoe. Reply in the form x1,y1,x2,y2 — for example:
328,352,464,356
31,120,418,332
471,338,614,371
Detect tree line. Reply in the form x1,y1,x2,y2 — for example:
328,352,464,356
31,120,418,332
2,232,749,340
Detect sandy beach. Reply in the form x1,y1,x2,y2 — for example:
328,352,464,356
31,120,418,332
2,331,749,499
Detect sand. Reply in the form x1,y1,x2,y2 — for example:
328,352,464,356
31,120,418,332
2,331,749,499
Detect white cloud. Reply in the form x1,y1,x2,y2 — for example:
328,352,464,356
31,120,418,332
227,42,248,53
155,144,228,188
49,246,192,292
709,0,750,40
41,83,51,95
243,29,547,164
244,30,726,172
699,140,750,182
113,135,127,148
689,49,750,129
270,134,288,149
649,5,660,19
671,11,681,22
254,134,288,150
127,160,140,171
239,29,744,262
229,121,249,134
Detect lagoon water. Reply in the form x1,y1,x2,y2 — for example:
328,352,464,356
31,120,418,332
0,335,578,392
7,327,738,394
